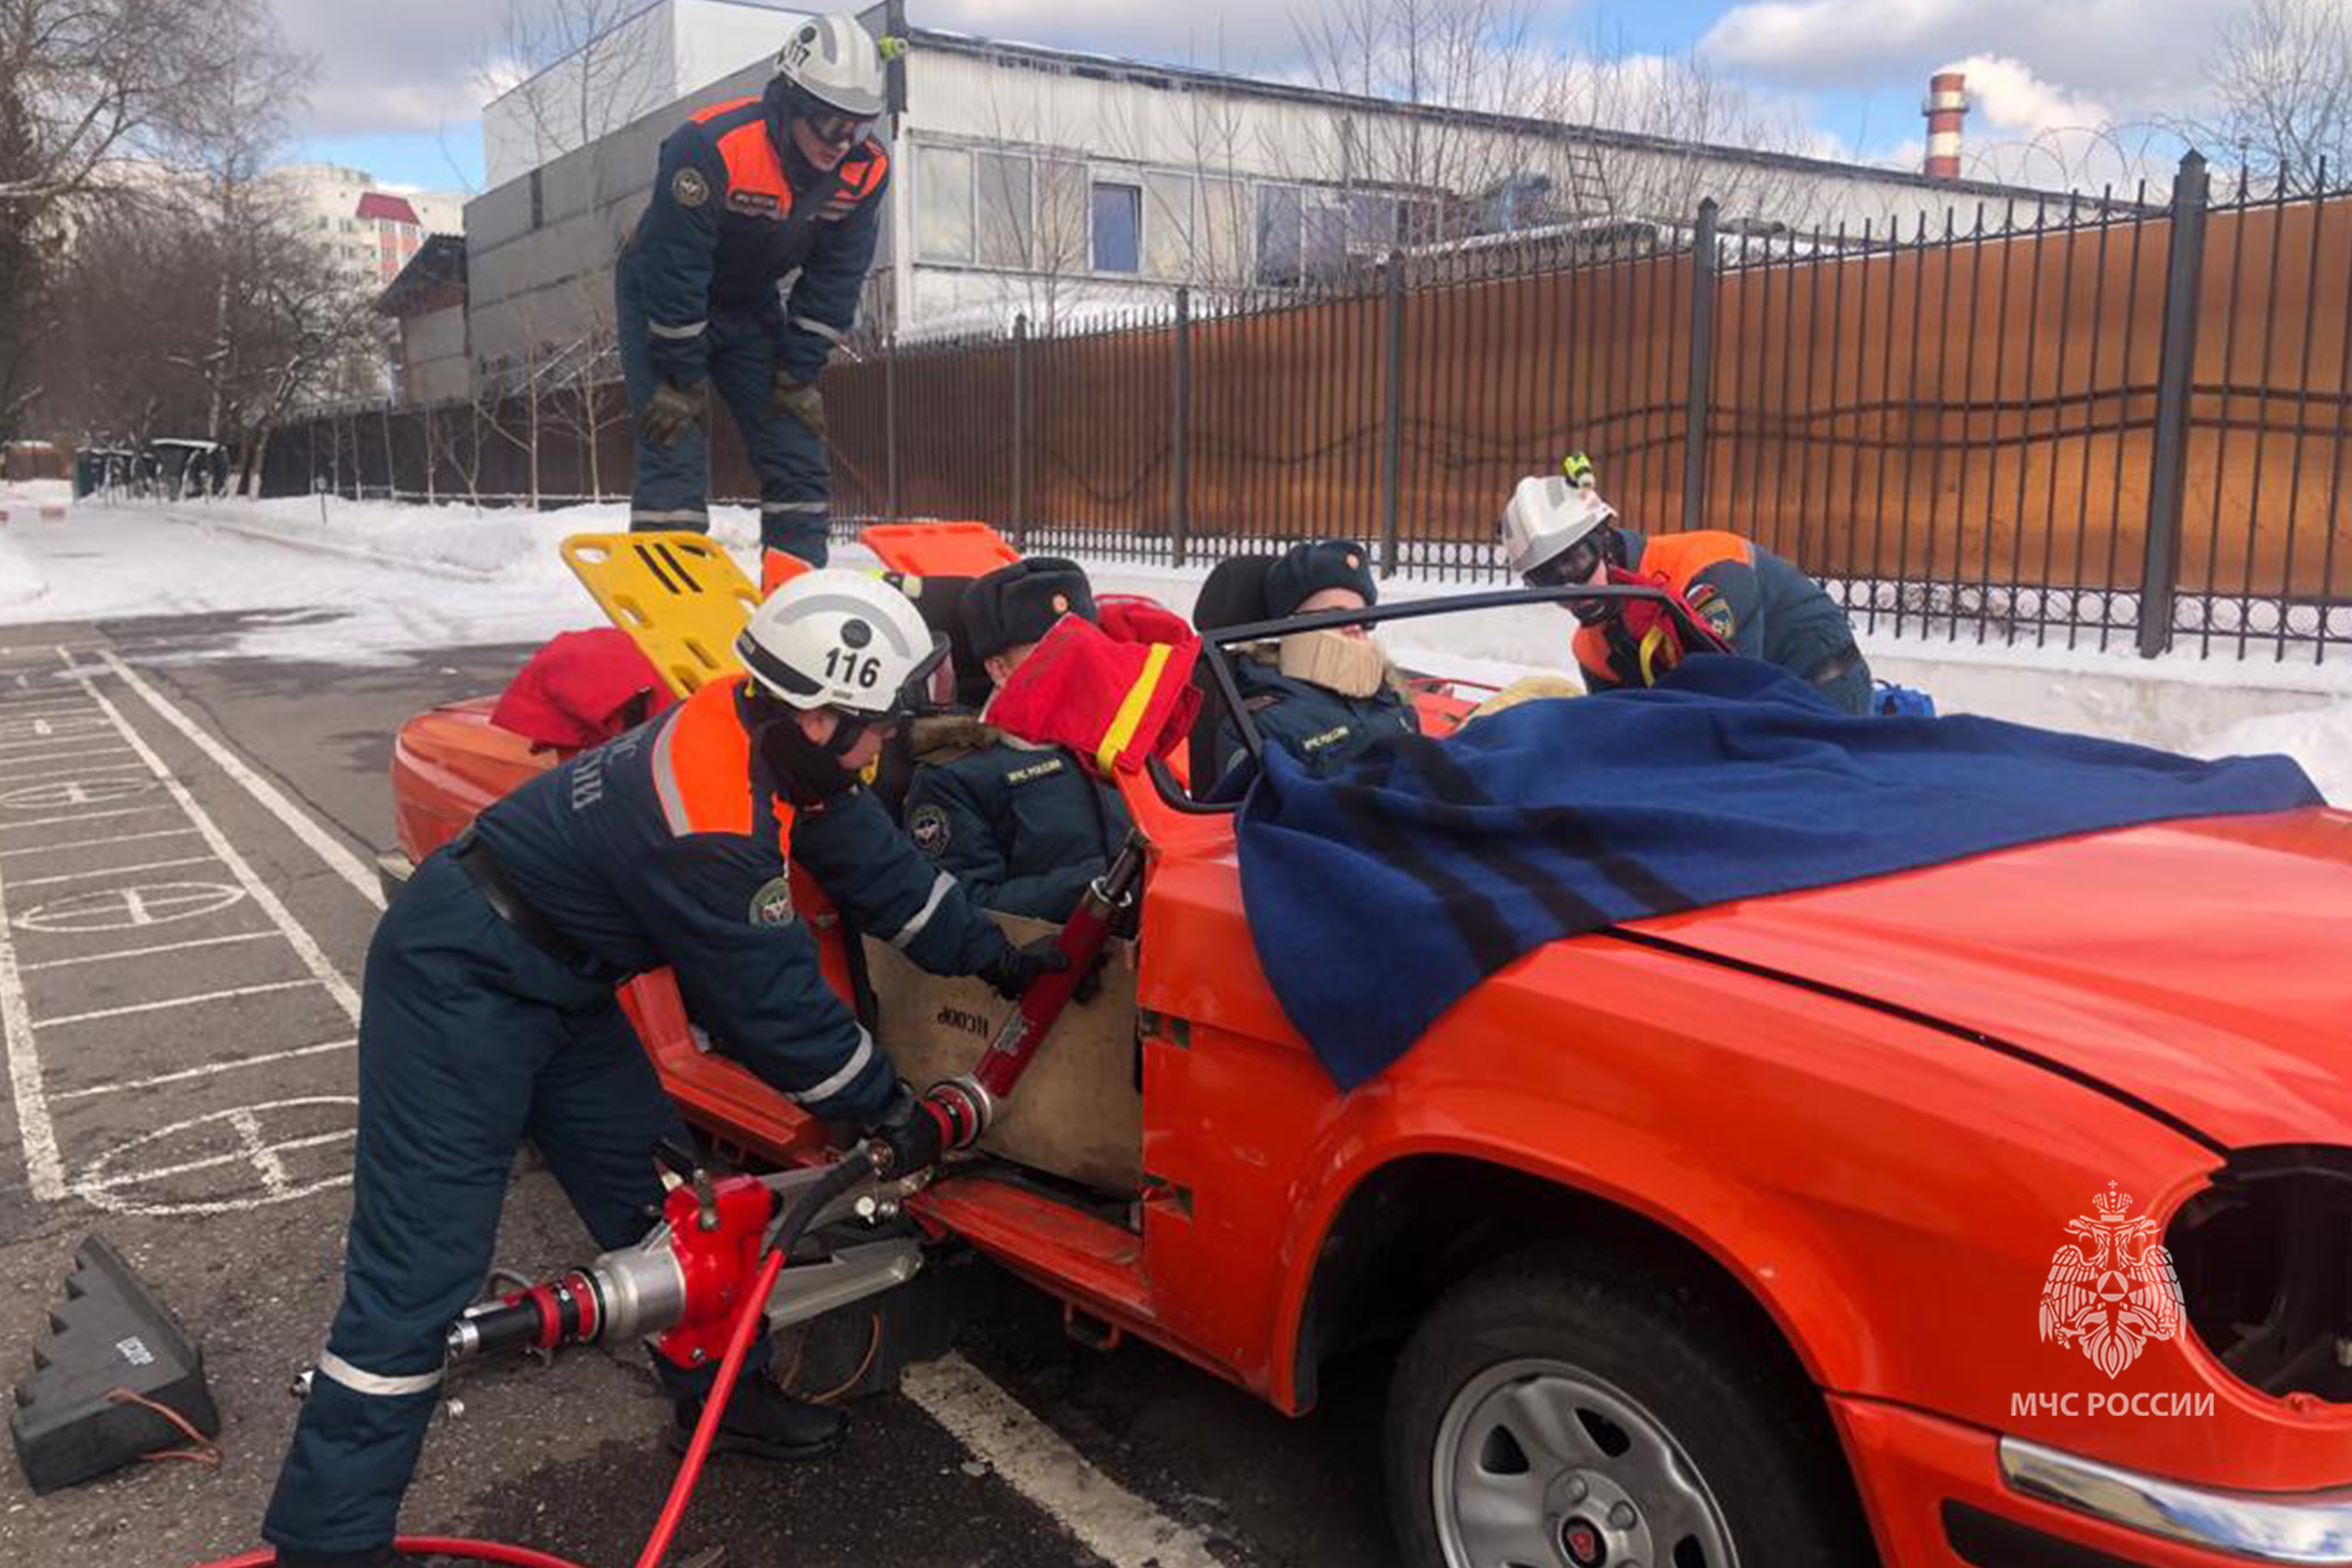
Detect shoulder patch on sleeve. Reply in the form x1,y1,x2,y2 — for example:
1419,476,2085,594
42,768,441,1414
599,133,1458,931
750,873,795,925
908,803,951,859
1685,583,1737,641
671,167,710,208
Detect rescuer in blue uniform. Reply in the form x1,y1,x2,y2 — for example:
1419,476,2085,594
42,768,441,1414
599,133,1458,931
617,12,892,588
1503,458,1874,714
261,573,1069,1568
1212,538,1421,782
903,559,1134,922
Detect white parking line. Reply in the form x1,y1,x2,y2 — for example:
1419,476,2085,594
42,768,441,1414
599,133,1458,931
0,748,137,777
0,806,171,832
95,651,386,911
56,652,360,1020
902,1353,1223,1568
0,849,65,1199
9,855,222,889
0,760,152,785
52,1036,355,1100
36,978,324,1030
0,827,201,860
22,930,278,971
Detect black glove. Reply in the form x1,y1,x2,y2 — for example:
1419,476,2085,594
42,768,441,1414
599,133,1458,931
764,372,827,438
757,715,857,809
982,934,1070,1001
868,1086,945,1178
639,381,702,447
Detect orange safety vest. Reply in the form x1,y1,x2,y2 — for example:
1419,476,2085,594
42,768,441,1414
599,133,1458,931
648,674,858,1007
689,97,889,225
1573,531,1754,685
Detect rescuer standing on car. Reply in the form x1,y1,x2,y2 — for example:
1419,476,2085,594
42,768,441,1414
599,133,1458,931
903,558,1135,922
261,572,1067,1568
618,12,892,590
1211,537,1420,781
1503,456,1874,714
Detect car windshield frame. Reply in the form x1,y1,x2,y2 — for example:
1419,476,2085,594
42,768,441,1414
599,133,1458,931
1149,580,1730,815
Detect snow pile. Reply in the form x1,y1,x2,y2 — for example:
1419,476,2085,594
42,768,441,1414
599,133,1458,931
0,528,48,608
2199,701,2352,805
0,478,72,508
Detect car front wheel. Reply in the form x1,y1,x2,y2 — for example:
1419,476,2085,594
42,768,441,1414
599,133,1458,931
1385,1249,1870,1568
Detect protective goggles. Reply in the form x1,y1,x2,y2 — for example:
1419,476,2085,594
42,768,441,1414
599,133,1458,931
1524,536,1607,590
800,104,873,147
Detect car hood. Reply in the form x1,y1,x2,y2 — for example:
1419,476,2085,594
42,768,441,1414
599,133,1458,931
1627,808,2352,1149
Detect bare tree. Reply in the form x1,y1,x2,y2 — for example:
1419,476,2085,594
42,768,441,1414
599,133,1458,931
488,0,668,188
0,0,228,204
2192,0,2352,193
0,0,236,441
543,316,625,501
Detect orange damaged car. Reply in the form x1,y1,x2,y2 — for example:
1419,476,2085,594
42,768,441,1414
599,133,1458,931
385,543,2352,1568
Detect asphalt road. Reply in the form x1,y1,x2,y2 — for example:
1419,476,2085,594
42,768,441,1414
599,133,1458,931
0,610,1398,1568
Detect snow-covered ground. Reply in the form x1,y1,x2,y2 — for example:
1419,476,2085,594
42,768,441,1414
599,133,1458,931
3,490,2348,802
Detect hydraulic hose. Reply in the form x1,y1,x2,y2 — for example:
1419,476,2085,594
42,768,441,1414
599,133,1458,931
630,1146,879,1568
198,1538,587,1568
192,1149,882,1568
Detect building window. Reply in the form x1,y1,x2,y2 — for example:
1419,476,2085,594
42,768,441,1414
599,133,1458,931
1198,179,1245,282
1255,185,1303,288
975,151,1032,268
1091,182,1141,274
1304,197,1349,280
917,145,974,263
1038,159,1088,275
1142,172,1192,277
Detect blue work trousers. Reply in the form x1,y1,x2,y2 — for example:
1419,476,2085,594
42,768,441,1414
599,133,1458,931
616,260,831,568
261,850,756,1555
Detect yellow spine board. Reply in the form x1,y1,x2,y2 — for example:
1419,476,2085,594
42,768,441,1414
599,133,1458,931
561,532,761,698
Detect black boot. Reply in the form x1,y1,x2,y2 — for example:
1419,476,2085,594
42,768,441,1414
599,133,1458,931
272,1548,400,1568
669,1373,844,1461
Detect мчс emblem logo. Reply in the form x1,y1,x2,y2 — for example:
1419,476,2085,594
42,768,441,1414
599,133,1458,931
2039,1182,2183,1379
670,168,709,208
908,804,950,858
749,874,794,925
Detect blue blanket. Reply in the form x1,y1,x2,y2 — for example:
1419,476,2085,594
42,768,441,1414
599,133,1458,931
1235,657,2322,1090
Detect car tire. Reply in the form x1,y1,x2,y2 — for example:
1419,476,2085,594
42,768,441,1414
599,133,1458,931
1385,1248,1871,1568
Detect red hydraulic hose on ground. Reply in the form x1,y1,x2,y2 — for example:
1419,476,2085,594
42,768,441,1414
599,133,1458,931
189,1152,873,1568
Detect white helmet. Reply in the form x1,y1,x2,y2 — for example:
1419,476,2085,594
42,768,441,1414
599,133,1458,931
774,13,887,120
736,570,943,716
1501,473,1617,579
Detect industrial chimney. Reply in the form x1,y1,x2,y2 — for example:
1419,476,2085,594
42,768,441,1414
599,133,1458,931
1924,71,1968,180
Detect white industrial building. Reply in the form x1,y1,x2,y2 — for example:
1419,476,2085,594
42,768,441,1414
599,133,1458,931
461,1,2118,382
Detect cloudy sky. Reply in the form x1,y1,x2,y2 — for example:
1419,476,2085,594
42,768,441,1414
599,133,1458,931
276,0,2227,194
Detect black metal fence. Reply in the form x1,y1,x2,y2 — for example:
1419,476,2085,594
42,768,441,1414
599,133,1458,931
263,153,2352,663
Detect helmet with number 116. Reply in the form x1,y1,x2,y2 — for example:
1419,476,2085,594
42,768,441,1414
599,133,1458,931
736,570,944,716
